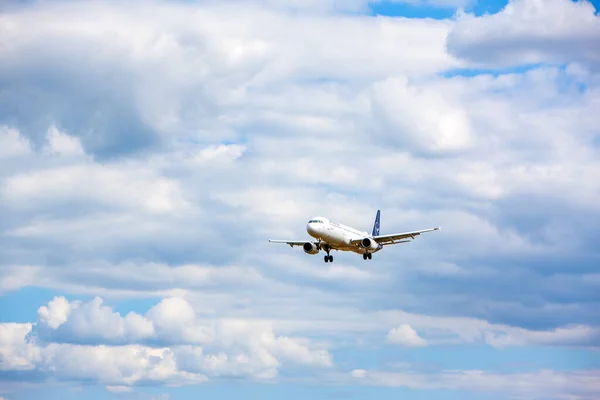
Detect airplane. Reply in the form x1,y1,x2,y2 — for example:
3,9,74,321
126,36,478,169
269,210,440,262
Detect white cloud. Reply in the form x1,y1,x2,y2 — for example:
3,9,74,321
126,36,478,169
0,126,31,158
37,296,72,329
0,298,333,387
350,368,368,378
37,296,155,344
218,0,369,13
3,163,190,215
0,323,40,371
386,324,427,347
447,0,600,68
174,320,332,379
44,125,85,157
377,310,600,348
36,343,205,386
145,297,210,345
175,346,279,380
33,296,204,346
0,261,265,301
213,319,332,368
0,266,39,294
193,144,246,164
105,386,132,393
370,76,474,153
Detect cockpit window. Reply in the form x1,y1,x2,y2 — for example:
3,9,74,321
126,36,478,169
308,220,323,223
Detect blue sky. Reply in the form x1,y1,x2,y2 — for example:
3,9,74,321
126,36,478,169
1,0,599,399
370,0,509,18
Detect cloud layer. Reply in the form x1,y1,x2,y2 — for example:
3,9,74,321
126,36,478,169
2,296,332,386
1,295,598,398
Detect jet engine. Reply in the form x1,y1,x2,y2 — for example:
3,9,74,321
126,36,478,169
303,242,319,255
360,237,379,251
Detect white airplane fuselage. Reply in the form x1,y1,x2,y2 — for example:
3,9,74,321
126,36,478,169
305,217,382,255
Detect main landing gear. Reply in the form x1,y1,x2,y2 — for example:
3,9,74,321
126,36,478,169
363,253,372,260
323,246,333,263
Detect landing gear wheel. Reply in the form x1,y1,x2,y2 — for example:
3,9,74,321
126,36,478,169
363,253,367,260
328,255,333,262
324,255,329,263
368,253,372,260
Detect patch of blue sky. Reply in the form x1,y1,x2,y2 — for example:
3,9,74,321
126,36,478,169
441,63,553,78
333,344,600,372
467,0,509,16
586,0,600,13
0,287,85,323
367,1,598,20
367,1,457,19
0,287,160,323
367,0,510,19
109,296,163,316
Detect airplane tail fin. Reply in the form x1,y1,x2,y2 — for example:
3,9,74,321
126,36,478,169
372,209,380,236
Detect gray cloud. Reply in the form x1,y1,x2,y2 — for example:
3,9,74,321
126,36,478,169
447,0,600,69
0,0,458,160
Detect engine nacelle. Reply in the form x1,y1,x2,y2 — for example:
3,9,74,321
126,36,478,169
303,242,319,255
360,237,379,251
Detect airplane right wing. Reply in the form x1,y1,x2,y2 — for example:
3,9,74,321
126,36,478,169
372,227,440,246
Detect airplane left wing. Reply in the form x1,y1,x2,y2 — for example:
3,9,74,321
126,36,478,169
372,227,440,245
268,239,312,248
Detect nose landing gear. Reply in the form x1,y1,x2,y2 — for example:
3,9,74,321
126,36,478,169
363,253,372,260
